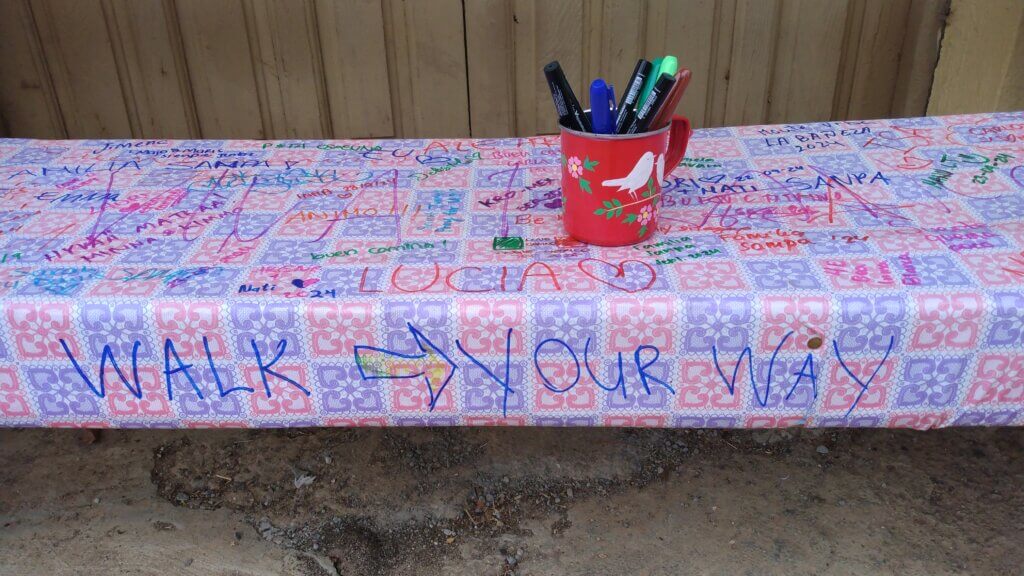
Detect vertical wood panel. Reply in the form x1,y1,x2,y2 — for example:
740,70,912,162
589,0,646,99
511,0,537,136
928,0,1023,115
580,0,645,125
768,0,849,124
175,0,264,139
705,0,737,127
104,0,199,138
0,0,65,138
723,0,781,126
383,0,469,138
465,0,515,136
645,0,717,128
844,0,913,119
996,11,1024,112
30,0,133,138
581,0,601,92
513,0,585,136
831,0,865,120
890,0,947,117
316,0,394,138
247,0,330,139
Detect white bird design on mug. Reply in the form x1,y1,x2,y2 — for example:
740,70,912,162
602,152,665,200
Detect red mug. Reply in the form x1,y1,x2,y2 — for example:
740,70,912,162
559,115,691,246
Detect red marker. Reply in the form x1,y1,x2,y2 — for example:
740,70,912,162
649,69,692,131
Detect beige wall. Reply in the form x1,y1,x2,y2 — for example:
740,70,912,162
928,0,1024,116
0,0,1009,140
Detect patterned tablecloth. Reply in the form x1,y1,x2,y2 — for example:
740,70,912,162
0,112,1022,429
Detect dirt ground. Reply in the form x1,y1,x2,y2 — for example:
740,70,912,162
1,426,1021,576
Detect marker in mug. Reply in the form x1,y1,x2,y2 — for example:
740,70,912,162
544,61,591,132
657,56,679,81
589,79,616,134
616,105,638,135
637,56,663,111
614,59,652,132
648,69,692,130
624,73,676,134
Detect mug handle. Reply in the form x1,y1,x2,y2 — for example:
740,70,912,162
664,115,692,175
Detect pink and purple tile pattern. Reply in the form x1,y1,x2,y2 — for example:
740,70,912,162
0,112,1022,428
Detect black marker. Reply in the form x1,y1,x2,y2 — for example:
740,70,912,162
624,73,676,134
614,59,652,133
616,106,638,135
544,61,592,132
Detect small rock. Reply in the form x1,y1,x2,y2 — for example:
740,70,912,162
234,531,243,541
442,528,455,537
816,445,830,455
174,492,189,504
152,520,177,531
92,497,101,505
182,558,193,567
258,518,275,538
293,473,316,489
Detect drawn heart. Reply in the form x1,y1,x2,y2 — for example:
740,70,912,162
577,258,657,293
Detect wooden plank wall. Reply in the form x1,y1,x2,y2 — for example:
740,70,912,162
0,0,954,139
928,0,1024,115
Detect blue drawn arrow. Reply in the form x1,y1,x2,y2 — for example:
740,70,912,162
354,322,457,411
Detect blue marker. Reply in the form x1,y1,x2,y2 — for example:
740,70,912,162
589,79,617,134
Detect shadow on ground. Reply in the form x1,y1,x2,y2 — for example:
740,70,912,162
1,426,1022,575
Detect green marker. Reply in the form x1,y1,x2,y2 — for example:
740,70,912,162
637,57,663,111
658,55,678,79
